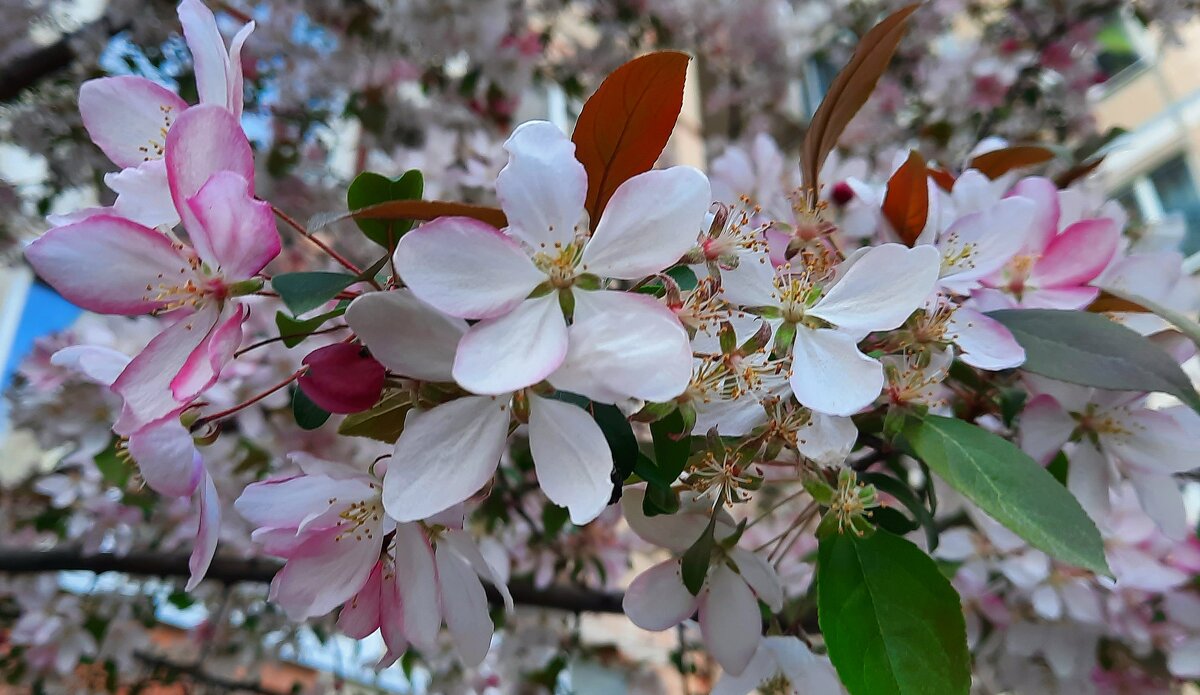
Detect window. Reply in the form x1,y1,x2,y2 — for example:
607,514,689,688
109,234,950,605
1094,13,1150,86
1119,154,1200,256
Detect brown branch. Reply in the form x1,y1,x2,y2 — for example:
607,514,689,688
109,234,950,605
0,548,627,615
136,650,284,695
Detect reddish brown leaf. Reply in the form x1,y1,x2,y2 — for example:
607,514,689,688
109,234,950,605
928,166,956,192
572,51,690,224
1086,290,1152,314
882,150,929,246
350,199,508,229
801,4,919,198
1055,156,1106,188
969,146,1055,179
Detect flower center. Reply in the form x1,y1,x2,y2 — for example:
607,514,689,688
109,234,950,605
533,243,583,289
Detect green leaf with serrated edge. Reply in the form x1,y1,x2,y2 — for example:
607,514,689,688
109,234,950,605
903,415,1110,576
680,513,717,595
860,471,938,551
989,308,1200,413
275,307,346,348
292,387,331,430
818,530,970,695
650,409,691,481
347,170,424,248
338,390,412,442
272,272,358,316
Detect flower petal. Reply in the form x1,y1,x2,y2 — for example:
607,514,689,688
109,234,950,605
106,159,179,228
24,215,190,315
347,290,467,381
441,529,513,612
810,243,940,332
1108,408,1200,475
394,216,544,319
235,474,376,533
528,395,614,525
186,171,280,278
620,486,713,553
170,303,244,403
700,565,762,676
789,328,884,416
453,294,567,395
794,412,859,466
718,251,779,308
178,0,231,107
496,120,586,249
165,104,256,246
393,522,442,651
729,548,783,612
435,543,494,666
936,197,1035,291
549,290,692,403
50,346,130,387
78,76,189,169
186,472,220,591
1018,395,1075,465
1030,218,1119,288
1066,441,1112,527
337,561,383,639
581,166,711,280
268,528,382,621
384,396,509,522
126,418,202,498
225,22,254,118
1009,176,1061,253
623,559,698,631
947,306,1025,370
1129,473,1188,540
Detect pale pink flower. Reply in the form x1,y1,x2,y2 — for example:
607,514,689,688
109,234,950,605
712,636,844,695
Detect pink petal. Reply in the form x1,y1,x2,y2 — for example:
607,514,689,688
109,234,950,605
268,527,383,621
105,159,179,228
186,171,279,278
235,474,376,533
78,76,188,169
299,343,386,414
225,22,254,118
394,522,441,651
126,417,202,498
528,395,614,524
1030,218,1119,288
549,289,692,403
1019,286,1100,310
947,307,1025,371
346,290,466,382
50,346,130,387
178,0,232,107
170,303,245,403
623,559,697,631
789,328,884,416
1009,176,1060,253
935,197,1034,291
24,215,191,315
1018,395,1075,465
165,104,255,241
434,543,494,666
383,396,509,522
581,166,711,280
496,120,586,249
394,216,544,319
337,561,383,639
186,472,221,591
453,294,568,395
699,565,762,676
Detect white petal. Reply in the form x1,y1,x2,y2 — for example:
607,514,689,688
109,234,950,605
581,167,711,279
496,120,586,249
105,159,179,228
1129,473,1189,540
394,217,544,319
622,559,698,631
947,307,1025,370
126,418,202,498
384,396,509,522
729,548,783,612
441,529,513,612
435,543,494,666
1031,584,1063,620
936,197,1034,288
1170,637,1200,678
620,487,713,553
186,472,220,591
393,522,441,651
178,0,230,106
711,641,776,695
1066,441,1112,527
346,290,466,381
1108,409,1200,475
1018,395,1075,465
809,243,940,331
789,328,884,416
528,395,614,524
453,294,568,395
794,412,859,467
693,394,769,438
50,346,130,386
549,290,691,403
719,251,779,308
767,636,844,695
700,565,762,676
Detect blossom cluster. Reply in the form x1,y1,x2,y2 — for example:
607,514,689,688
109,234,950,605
3,2,1200,695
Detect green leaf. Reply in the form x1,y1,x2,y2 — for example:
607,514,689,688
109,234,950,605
272,272,358,316
666,265,698,291
989,308,1200,413
650,409,691,481
1098,285,1200,353
274,306,346,348
292,387,331,430
680,514,717,595
818,530,970,695
347,170,424,248
337,390,412,442
541,504,570,537
903,415,1110,576
859,472,938,551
